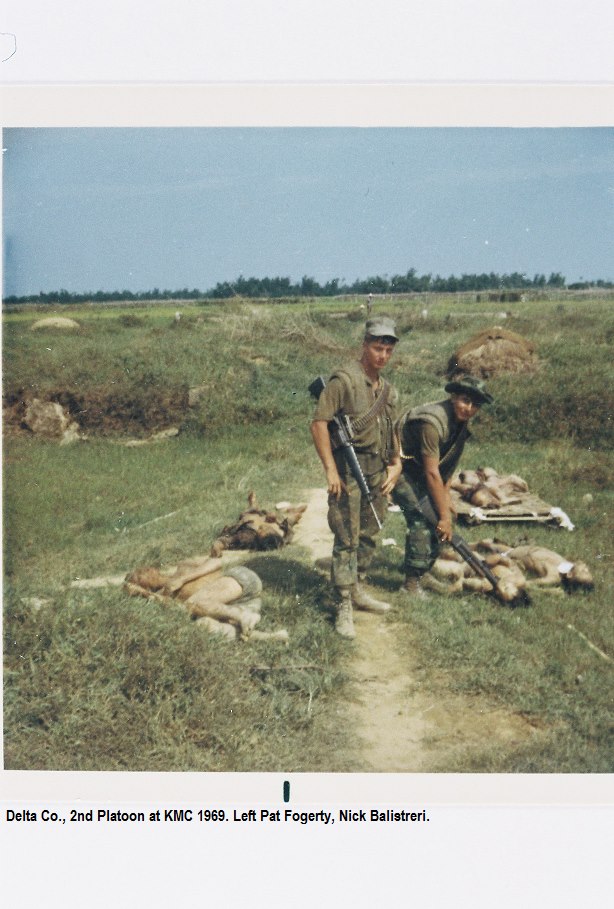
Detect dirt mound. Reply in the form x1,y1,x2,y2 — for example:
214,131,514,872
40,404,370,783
447,326,539,379
30,317,80,331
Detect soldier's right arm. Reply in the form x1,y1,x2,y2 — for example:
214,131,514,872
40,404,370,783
422,454,453,542
311,377,347,499
310,420,344,499
416,423,452,540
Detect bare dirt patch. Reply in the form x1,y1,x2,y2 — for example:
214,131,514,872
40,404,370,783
293,488,545,771
3,386,188,437
347,612,543,771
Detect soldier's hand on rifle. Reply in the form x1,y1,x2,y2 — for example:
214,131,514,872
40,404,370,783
381,460,402,496
436,515,453,542
424,456,454,542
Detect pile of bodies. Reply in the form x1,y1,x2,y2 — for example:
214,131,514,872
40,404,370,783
451,467,530,509
124,495,308,642
421,538,594,604
448,467,574,530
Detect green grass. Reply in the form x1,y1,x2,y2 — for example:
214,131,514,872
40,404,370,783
4,577,352,771
4,427,318,581
4,292,614,771
3,425,356,771
372,434,614,772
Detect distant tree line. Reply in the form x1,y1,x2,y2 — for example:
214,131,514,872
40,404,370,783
4,270,613,305
2,287,205,305
205,270,572,298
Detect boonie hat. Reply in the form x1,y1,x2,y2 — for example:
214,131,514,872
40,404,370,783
365,316,399,341
444,375,494,405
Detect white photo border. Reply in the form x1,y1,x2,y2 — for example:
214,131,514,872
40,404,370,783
1,82,613,811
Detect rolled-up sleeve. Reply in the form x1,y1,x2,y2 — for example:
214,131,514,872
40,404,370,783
312,377,346,422
418,422,440,459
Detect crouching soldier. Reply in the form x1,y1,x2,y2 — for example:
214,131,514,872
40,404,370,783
392,375,494,597
311,317,402,638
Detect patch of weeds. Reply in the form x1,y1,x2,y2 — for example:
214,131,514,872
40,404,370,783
566,455,612,490
481,384,614,450
3,583,351,771
346,308,366,323
117,314,145,328
169,314,199,330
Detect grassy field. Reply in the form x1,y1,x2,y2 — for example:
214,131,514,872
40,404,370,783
3,291,614,771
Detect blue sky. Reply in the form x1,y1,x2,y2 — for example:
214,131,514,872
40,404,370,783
3,127,613,296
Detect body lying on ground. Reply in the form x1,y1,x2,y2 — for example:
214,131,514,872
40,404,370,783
450,467,530,509
421,539,593,601
124,555,288,642
474,540,594,590
210,492,306,557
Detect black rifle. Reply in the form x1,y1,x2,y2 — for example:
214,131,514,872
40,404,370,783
417,494,501,593
309,375,383,530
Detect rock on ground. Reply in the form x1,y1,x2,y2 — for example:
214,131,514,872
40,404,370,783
23,398,82,443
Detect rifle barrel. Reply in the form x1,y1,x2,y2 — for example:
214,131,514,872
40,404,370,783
338,436,383,530
451,535,499,590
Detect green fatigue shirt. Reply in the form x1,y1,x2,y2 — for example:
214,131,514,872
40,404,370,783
396,399,470,485
313,360,399,476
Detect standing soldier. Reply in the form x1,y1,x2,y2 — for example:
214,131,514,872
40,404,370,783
392,375,494,597
311,318,402,638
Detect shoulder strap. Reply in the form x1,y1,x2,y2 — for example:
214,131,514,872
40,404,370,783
405,402,448,436
351,380,390,431
397,401,464,465
330,365,391,431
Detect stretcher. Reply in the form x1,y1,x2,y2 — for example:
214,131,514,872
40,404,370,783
451,488,574,530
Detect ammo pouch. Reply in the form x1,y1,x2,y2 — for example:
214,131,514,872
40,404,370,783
325,368,395,471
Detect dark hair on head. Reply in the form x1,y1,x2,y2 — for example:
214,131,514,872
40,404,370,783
561,574,594,593
450,391,483,406
364,334,398,345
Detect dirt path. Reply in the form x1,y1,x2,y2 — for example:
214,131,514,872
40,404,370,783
293,488,541,772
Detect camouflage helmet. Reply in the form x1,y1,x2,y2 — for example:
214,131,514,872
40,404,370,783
444,375,494,405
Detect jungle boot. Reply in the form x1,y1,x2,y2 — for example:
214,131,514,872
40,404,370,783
352,583,391,614
400,575,429,601
335,589,356,639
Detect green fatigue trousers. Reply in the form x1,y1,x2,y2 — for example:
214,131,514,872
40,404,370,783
327,460,387,590
391,472,440,578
